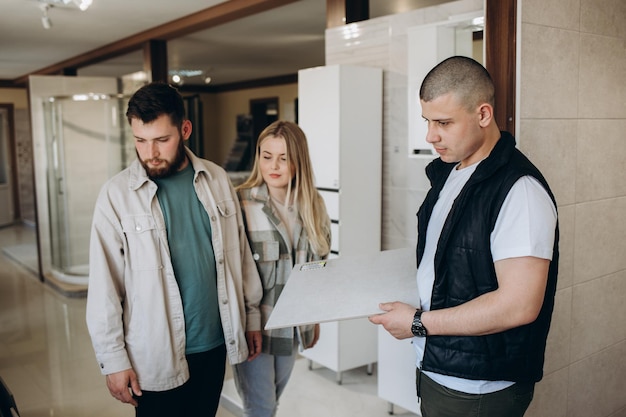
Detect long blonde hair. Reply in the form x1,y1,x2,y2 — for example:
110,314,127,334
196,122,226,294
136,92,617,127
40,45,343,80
237,120,331,257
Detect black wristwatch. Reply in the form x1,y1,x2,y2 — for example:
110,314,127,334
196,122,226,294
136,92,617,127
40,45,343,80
411,309,428,337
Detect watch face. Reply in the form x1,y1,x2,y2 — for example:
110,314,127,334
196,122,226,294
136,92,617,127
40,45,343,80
412,323,426,337
412,311,427,337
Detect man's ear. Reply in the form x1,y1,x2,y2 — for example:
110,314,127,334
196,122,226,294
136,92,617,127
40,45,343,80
478,103,494,127
181,119,193,140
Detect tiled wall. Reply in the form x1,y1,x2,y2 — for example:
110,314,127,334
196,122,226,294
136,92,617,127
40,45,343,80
519,0,626,416
326,0,483,251
326,0,626,416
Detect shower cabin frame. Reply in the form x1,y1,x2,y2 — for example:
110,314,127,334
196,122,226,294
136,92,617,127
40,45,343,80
42,93,133,285
29,75,125,288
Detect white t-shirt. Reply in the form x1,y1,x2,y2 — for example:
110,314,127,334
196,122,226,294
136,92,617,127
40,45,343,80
413,161,557,394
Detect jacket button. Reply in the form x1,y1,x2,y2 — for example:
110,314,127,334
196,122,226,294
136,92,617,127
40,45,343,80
211,216,217,222
218,258,223,264
135,225,141,231
229,340,235,345
253,253,260,260
222,299,228,304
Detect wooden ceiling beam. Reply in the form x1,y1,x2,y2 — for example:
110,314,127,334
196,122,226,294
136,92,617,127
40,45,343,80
12,0,298,86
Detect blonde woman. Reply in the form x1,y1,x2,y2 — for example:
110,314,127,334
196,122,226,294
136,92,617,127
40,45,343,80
234,120,331,417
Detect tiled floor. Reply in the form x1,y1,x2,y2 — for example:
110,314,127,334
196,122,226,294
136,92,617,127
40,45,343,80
0,223,419,417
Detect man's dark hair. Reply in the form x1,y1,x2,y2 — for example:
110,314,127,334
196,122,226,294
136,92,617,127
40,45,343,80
126,82,186,128
420,56,495,111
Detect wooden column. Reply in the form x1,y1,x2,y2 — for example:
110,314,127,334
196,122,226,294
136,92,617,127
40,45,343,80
326,0,369,28
143,39,168,83
62,67,77,76
485,0,516,134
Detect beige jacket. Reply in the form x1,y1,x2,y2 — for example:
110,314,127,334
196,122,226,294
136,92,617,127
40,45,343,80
86,148,262,391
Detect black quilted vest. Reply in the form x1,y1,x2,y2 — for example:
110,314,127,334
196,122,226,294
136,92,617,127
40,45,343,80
416,132,559,383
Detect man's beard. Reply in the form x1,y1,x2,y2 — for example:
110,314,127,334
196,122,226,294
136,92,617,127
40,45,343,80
139,140,187,179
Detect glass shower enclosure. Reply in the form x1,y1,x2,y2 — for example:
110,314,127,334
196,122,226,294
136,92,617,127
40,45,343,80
42,93,133,285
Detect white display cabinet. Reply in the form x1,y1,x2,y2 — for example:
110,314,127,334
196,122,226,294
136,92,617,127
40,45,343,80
297,64,382,383
378,328,421,415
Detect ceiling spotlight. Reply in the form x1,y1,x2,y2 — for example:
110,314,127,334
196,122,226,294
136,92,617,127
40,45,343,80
204,76,212,84
40,4,52,29
41,15,52,29
39,0,93,11
172,74,182,84
72,0,92,11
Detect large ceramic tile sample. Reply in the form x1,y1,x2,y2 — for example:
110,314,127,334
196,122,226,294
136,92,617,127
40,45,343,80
266,247,418,329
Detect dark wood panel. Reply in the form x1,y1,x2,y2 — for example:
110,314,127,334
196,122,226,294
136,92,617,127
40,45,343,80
326,0,369,28
326,0,346,28
485,0,517,134
144,40,168,84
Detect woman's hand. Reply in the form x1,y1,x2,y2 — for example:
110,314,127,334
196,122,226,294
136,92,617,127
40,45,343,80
306,323,321,348
246,330,262,361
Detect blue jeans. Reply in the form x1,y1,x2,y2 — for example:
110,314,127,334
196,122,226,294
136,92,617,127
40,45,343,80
233,341,298,417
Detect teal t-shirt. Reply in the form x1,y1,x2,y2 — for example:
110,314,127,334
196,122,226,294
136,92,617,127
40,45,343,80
153,163,224,354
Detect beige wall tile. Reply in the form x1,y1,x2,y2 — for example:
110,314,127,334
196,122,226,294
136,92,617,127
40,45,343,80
386,136,411,191
525,367,568,417
520,24,579,119
578,34,626,119
382,186,425,248
522,0,580,30
573,198,626,283
519,119,577,206
555,204,574,290
576,120,626,202
570,270,626,361
543,288,572,374
581,0,626,38
568,341,626,417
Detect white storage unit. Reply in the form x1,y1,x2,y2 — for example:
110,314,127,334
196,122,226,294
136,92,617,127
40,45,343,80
378,328,421,414
297,64,382,383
